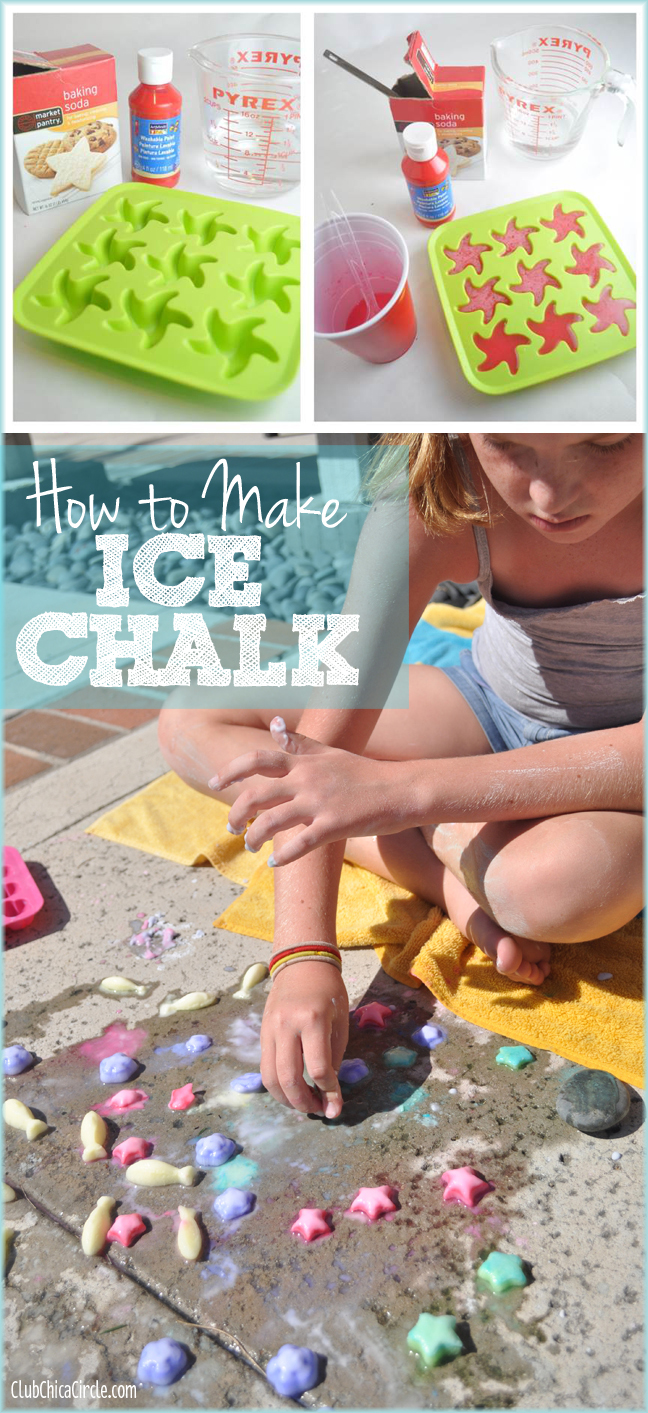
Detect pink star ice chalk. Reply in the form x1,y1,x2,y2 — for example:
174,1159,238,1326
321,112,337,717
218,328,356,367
354,1002,393,1030
290,1208,332,1242
440,1166,494,1209
168,1083,196,1111
107,1213,146,1247
348,1185,397,1221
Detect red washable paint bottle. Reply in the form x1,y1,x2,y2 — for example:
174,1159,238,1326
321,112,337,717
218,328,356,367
129,47,182,187
401,121,455,227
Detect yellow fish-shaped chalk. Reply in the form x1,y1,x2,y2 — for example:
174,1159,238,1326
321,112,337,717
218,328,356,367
125,1160,197,1188
2,1183,17,1204
80,1111,108,1163
99,976,147,997
177,1206,202,1260
233,962,269,999
81,1195,115,1256
4,1226,14,1274
159,991,216,1018
3,1099,47,1141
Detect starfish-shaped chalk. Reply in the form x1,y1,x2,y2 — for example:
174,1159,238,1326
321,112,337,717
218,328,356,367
477,1251,529,1293
510,259,560,306
527,302,582,355
107,1213,146,1247
290,1208,332,1242
473,320,530,374
441,1165,494,1209
348,1185,397,1221
355,1002,393,1029
495,1045,535,1070
407,1313,464,1368
540,203,587,242
168,1082,195,1110
383,1046,417,1068
492,219,536,256
459,277,511,324
583,285,636,336
444,233,490,276
565,243,615,289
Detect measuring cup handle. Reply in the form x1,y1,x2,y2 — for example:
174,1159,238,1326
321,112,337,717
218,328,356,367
604,69,636,147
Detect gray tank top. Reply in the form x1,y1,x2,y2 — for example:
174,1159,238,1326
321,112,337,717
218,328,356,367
470,523,644,730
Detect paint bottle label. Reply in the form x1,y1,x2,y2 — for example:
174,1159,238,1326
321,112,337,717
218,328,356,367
131,113,181,178
406,176,454,223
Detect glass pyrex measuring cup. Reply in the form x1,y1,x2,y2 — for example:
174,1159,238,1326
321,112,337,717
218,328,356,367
189,34,300,198
491,25,635,159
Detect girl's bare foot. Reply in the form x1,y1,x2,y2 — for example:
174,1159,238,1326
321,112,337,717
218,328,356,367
464,905,552,986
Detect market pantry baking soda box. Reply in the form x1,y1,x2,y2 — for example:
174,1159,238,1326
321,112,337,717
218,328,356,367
13,44,122,215
389,31,486,179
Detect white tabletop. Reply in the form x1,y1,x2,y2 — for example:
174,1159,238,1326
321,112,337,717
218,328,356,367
12,11,300,426
314,10,638,424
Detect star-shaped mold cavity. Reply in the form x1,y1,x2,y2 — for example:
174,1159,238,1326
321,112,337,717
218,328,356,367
189,310,280,379
34,270,111,326
354,1001,393,1029
510,259,560,307
77,228,146,272
108,290,192,350
492,218,536,256
473,320,530,374
108,195,169,233
583,284,636,336
174,208,237,246
244,224,300,267
565,243,616,289
540,203,586,242
347,1185,397,1221
443,233,491,276
459,276,511,324
290,1207,332,1242
147,241,218,289
477,1251,529,1293
225,260,299,312
527,302,582,355
407,1313,464,1368
440,1165,495,1209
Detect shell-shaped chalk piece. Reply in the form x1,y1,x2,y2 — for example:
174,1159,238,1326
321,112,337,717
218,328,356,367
99,1052,139,1084
4,1225,14,1274
106,1213,146,1248
159,991,216,1018
168,1083,195,1111
81,1195,115,1256
80,1110,108,1162
137,1337,189,1386
177,1206,202,1260
99,976,147,997
3,1183,17,1203
266,1344,320,1397
3,1098,47,1141
113,1136,151,1166
100,1088,148,1113
233,962,269,999
195,1133,237,1168
125,1159,197,1188
185,1034,212,1055
3,1045,34,1076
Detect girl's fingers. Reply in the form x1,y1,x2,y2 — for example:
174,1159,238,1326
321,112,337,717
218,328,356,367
274,1033,324,1115
269,717,326,757
227,785,293,836
244,805,312,852
269,826,333,867
209,748,290,791
301,1024,342,1120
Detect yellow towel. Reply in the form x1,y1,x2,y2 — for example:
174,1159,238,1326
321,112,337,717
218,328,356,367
89,773,643,1087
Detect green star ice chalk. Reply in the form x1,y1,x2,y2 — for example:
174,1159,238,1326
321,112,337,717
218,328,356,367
406,1313,464,1368
477,1251,529,1294
495,1045,535,1070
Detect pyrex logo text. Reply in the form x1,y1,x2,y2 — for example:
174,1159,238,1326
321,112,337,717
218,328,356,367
537,36,592,58
236,51,299,67
212,90,298,112
498,86,558,114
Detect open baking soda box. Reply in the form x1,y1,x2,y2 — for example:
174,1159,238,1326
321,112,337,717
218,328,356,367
428,190,636,395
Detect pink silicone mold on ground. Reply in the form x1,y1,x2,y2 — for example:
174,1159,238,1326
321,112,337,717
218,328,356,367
3,846,44,931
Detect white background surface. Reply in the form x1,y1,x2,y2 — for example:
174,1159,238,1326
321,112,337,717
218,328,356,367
314,10,639,424
12,10,300,425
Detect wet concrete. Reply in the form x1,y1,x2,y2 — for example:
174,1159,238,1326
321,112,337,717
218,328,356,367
4,723,645,1409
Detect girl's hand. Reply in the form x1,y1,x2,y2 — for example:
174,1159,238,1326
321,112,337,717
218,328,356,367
211,718,414,867
260,961,349,1117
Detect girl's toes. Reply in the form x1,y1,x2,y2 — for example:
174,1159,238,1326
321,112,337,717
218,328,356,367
495,936,524,976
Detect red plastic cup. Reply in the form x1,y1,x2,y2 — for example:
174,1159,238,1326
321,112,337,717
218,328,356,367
314,213,417,364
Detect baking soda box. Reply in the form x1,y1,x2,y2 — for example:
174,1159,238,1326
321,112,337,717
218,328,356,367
13,45,122,215
389,31,485,179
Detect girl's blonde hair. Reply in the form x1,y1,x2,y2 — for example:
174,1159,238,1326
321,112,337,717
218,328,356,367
364,433,490,535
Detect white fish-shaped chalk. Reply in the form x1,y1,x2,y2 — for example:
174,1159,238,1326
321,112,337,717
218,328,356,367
177,1206,202,1260
3,1098,47,1141
80,1111,108,1162
4,1225,14,1274
125,1160,197,1188
159,992,216,1018
99,976,147,997
233,962,269,999
81,1195,115,1256
2,1183,17,1204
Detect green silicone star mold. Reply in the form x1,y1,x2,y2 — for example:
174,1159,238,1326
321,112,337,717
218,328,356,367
496,1045,535,1070
477,1251,529,1294
406,1313,464,1368
427,190,635,395
13,183,300,402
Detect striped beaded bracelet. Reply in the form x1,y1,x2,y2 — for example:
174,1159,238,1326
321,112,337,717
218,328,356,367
269,943,342,981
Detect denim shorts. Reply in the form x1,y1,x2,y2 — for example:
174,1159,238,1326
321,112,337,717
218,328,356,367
440,649,576,754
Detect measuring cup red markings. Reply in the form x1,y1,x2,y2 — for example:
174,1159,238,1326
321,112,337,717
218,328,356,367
190,34,300,197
